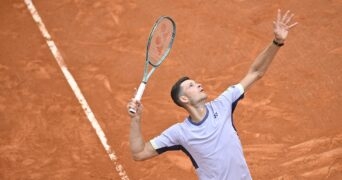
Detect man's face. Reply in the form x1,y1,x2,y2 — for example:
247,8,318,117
179,79,207,105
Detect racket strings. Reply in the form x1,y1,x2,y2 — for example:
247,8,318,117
148,19,174,66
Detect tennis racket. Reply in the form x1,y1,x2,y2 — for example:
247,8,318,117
129,16,176,113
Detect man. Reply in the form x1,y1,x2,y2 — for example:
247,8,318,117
127,9,298,180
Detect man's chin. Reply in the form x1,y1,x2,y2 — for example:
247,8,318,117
201,95,208,101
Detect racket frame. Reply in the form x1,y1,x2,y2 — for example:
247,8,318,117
130,16,176,113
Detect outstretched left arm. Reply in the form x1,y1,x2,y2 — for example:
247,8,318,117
240,9,298,91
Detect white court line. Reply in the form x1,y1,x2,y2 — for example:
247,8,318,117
23,0,129,179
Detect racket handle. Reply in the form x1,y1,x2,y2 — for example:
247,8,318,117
135,82,146,101
129,82,146,114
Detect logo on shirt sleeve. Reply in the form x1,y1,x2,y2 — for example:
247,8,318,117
214,112,218,119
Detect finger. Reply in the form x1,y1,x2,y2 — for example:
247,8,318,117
128,98,135,105
284,13,294,25
127,102,135,110
129,98,140,107
128,101,135,107
276,9,281,23
128,98,138,106
287,22,298,30
131,88,138,98
135,100,141,107
128,103,137,112
281,10,290,22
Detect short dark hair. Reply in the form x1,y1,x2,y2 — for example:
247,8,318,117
171,76,190,107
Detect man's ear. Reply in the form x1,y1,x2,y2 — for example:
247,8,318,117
179,95,189,104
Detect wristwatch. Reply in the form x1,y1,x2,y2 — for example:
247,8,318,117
273,39,284,47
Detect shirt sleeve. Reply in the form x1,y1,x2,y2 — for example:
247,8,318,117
210,84,245,116
226,84,244,102
218,83,244,103
150,123,181,154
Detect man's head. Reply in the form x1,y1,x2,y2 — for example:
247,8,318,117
171,76,189,107
170,76,207,107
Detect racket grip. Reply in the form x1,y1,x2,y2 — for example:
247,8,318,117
129,82,146,113
135,82,146,101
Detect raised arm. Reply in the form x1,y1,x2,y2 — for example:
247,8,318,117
127,99,158,161
240,9,298,91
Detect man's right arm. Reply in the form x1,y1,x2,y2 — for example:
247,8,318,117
128,99,158,161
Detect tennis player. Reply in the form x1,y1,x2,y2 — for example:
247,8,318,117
127,9,297,179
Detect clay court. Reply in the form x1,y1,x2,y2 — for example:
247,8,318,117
1,0,341,179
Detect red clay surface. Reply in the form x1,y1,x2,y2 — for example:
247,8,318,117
1,0,342,179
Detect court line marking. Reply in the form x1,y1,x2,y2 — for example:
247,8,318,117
23,0,129,179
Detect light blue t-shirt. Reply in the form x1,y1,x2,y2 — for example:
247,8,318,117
150,84,252,180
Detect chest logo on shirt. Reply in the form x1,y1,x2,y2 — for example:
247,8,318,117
214,112,218,118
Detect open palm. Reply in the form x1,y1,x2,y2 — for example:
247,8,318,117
273,9,298,42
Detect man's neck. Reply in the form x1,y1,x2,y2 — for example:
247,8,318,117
187,104,207,123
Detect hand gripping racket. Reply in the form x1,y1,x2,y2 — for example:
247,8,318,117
129,16,176,113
